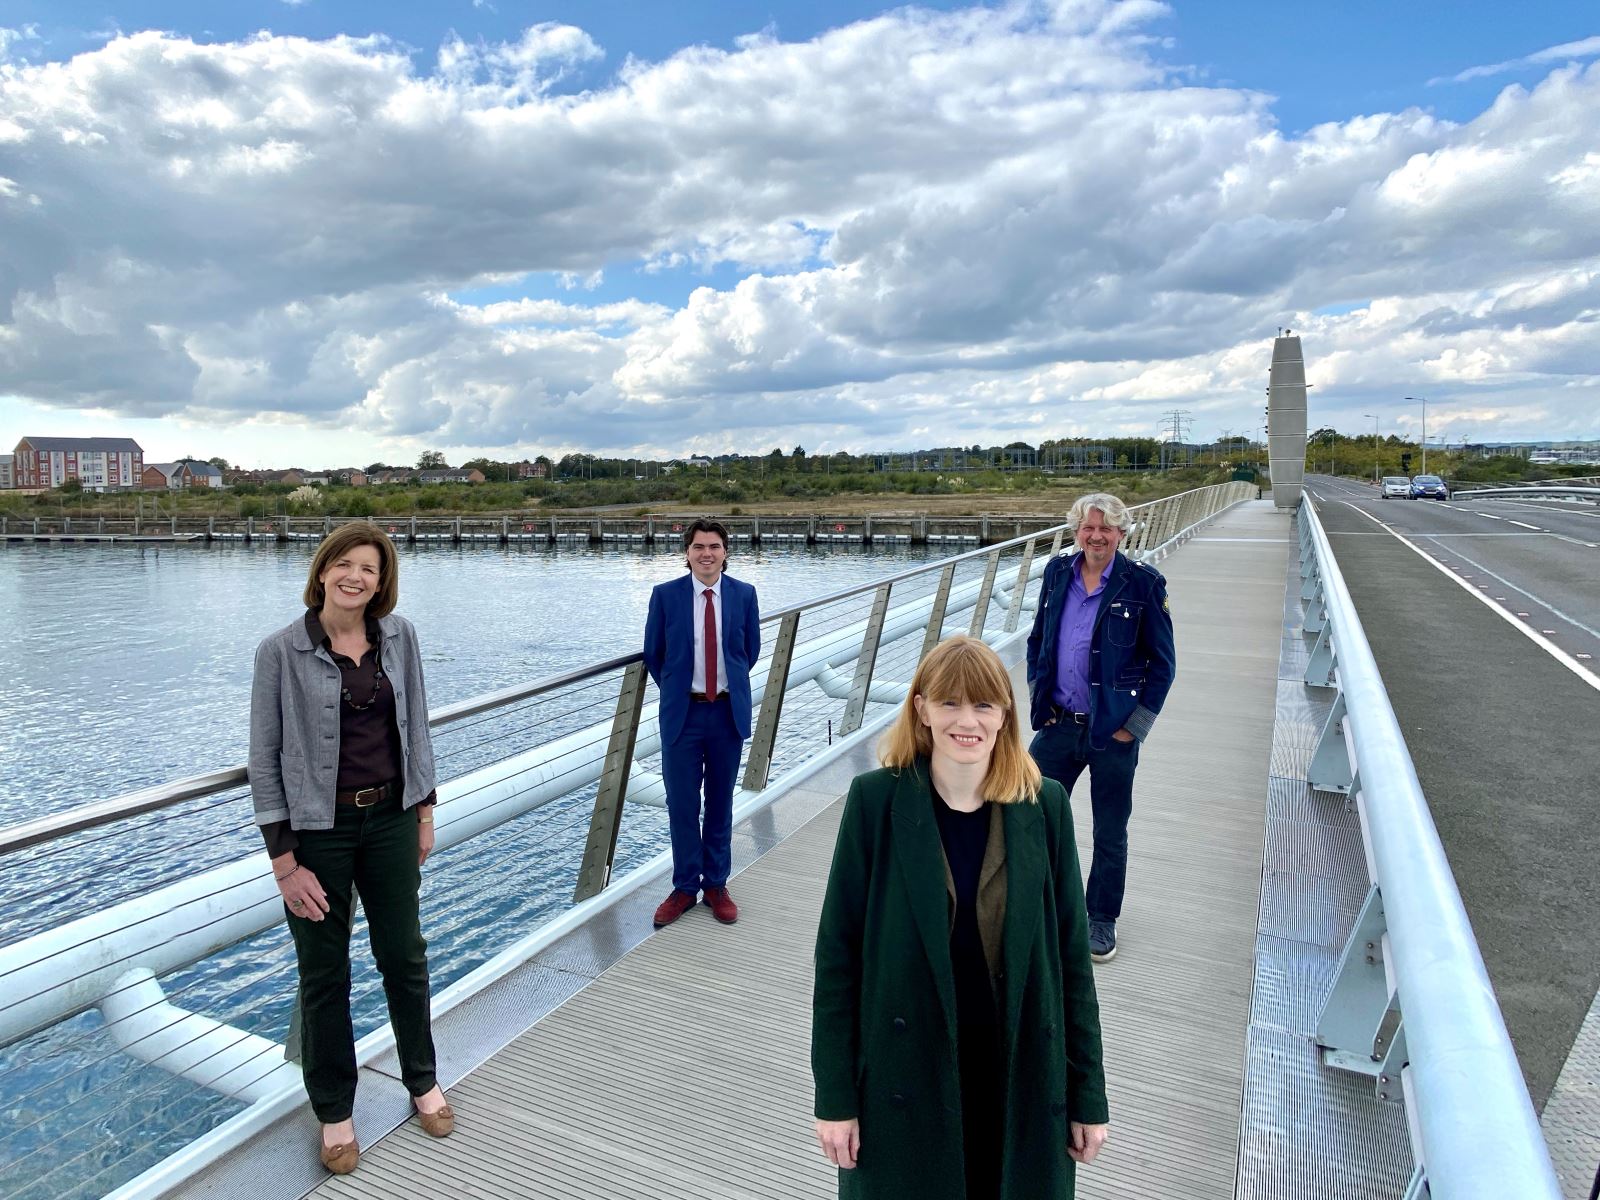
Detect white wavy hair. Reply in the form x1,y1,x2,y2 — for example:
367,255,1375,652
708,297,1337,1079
1066,492,1132,533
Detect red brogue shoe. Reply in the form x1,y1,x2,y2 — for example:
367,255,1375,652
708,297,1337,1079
653,889,697,928
703,886,739,925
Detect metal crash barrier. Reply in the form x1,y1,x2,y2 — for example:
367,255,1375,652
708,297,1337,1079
1297,497,1563,1199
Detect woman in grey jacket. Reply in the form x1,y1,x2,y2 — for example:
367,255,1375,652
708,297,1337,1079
249,524,451,1175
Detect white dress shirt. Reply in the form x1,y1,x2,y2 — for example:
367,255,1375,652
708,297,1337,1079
691,575,729,695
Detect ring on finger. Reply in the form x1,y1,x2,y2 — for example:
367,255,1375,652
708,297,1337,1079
291,899,305,909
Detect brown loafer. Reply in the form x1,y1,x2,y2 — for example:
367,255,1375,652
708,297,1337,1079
416,1102,455,1138
319,1135,360,1175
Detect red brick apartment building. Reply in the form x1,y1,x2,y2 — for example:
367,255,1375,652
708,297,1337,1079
12,437,144,491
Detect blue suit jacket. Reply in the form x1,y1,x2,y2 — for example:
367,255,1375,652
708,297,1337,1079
1025,550,1176,747
643,573,762,745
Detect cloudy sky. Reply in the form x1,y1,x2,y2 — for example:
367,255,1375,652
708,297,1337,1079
1,1,1597,467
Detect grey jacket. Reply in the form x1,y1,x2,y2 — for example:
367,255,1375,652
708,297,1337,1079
249,611,438,831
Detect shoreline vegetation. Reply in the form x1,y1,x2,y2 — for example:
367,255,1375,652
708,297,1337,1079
4,464,1252,522
7,448,1584,527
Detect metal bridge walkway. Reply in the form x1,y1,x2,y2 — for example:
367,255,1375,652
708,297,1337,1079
297,502,1291,1200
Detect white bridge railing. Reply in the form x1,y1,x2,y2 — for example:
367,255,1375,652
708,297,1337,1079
1297,496,1562,1199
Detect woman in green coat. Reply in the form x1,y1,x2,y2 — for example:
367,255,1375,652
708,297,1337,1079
812,636,1109,1200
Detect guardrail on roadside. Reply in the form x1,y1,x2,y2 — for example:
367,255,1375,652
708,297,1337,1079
1446,485,1600,503
1296,496,1563,1200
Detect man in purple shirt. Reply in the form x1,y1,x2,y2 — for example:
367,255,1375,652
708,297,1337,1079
1026,493,1177,962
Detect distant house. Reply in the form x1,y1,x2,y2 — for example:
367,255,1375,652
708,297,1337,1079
142,463,181,489
372,468,413,485
257,469,306,487
514,460,548,479
142,460,226,490
685,456,713,469
0,455,13,489
332,469,368,487
301,474,331,487
418,468,486,485
178,460,224,488
13,436,144,491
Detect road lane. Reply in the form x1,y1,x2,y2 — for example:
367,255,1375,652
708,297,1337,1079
1310,475,1600,675
1307,476,1600,1110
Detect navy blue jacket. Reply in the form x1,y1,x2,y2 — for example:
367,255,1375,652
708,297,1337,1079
1025,550,1176,748
643,572,761,745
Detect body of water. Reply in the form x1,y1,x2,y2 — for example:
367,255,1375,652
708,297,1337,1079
0,538,943,819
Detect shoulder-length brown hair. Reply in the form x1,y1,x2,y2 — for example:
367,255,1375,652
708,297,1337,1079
302,523,400,619
878,635,1042,804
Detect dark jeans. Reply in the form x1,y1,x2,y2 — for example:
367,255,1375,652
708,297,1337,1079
1029,721,1140,922
286,796,437,1123
660,697,744,894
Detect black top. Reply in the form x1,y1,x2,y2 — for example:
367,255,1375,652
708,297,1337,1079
933,788,1003,1198
259,610,434,858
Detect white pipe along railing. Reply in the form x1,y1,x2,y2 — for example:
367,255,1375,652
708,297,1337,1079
1299,497,1562,1199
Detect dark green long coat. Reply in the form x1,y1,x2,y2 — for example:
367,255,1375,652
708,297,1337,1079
812,762,1108,1200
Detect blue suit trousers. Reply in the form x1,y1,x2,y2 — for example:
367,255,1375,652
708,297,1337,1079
661,697,744,894
1029,720,1140,922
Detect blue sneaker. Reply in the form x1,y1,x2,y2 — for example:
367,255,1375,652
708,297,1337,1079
1088,919,1117,963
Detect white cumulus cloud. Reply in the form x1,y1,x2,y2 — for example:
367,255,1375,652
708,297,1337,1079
1,1,1597,461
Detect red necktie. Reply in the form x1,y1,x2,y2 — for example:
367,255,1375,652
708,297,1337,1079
703,588,717,698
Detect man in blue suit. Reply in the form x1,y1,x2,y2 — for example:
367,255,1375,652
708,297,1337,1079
643,518,762,928
1026,493,1177,963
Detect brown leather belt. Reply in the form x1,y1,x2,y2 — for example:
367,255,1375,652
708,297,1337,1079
335,781,396,807
689,691,727,703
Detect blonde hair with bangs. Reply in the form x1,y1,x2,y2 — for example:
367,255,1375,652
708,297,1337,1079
878,636,1042,804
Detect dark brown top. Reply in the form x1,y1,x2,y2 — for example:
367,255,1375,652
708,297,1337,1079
260,610,435,859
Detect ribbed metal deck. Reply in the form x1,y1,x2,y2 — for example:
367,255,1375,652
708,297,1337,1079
303,503,1291,1200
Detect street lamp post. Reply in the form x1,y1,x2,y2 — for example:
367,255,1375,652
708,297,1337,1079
1364,413,1380,483
1405,396,1428,473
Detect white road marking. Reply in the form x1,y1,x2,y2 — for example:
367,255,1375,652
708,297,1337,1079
1337,502,1600,692
1475,513,1503,520
1422,536,1600,643
1470,496,1600,519
1508,520,1542,530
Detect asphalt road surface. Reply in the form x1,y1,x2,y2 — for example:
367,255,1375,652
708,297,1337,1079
1306,474,1600,1110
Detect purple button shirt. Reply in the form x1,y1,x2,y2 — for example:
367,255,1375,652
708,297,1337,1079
1052,554,1115,712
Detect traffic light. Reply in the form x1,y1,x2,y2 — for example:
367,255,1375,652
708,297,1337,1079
1400,452,1412,473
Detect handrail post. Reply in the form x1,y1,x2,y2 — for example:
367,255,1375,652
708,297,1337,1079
920,564,957,661
572,661,648,902
1003,538,1037,633
840,582,893,735
968,549,1001,636
742,612,799,790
